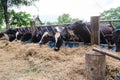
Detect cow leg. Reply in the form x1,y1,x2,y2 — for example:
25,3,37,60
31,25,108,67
116,44,120,52
107,39,114,49
115,38,120,52
107,42,113,49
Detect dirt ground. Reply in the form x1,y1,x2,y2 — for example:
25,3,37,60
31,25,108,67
0,40,119,80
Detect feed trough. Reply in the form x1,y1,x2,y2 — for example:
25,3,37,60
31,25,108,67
116,26,120,30
48,41,81,48
100,44,116,51
115,76,120,80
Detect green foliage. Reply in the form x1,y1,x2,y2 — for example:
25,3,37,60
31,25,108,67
35,21,41,26
6,0,39,7
100,7,120,27
46,21,57,25
34,15,43,26
46,13,79,25
0,9,4,28
46,21,52,25
10,10,32,27
0,0,39,29
0,0,5,29
57,13,79,24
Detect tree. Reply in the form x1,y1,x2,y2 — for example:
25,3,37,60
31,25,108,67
10,10,32,27
46,13,79,25
100,7,120,26
57,13,79,24
34,15,44,26
46,21,52,25
0,0,39,29
0,8,4,29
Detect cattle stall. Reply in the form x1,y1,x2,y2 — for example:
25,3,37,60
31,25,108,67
91,16,120,51
0,17,120,80
85,16,120,80
0,17,118,50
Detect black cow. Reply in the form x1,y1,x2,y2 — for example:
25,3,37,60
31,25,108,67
0,28,30,42
31,31,42,43
16,27,32,42
68,21,114,46
39,26,70,51
0,28,20,41
20,32,32,42
15,27,42,43
0,27,43,43
112,30,120,52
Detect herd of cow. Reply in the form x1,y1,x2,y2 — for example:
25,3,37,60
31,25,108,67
0,20,120,52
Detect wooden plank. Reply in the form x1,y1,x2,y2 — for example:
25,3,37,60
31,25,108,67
93,48,120,60
91,16,100,45
100,19,120,22
85,53,106,80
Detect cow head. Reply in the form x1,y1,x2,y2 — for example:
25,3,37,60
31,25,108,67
16,31,24,41
68,20,83,30
39,32,54,45
21,32,32,42
39,31,63,51
31,31,42,43
14,31,20,41
54,32,63,51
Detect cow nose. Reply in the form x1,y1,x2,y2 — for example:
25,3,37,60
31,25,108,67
54,47,59,51
39,42,43,45
15,39,17,41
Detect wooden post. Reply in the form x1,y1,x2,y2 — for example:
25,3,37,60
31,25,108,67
85,53,106,80
91,16,100,45
30,20,36,36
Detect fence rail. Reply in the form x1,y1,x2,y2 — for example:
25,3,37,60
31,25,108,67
100,19,120,22
93,48,120,60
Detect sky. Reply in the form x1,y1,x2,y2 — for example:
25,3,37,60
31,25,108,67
15,0,120,22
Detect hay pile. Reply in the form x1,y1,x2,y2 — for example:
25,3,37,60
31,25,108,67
0,40,119,80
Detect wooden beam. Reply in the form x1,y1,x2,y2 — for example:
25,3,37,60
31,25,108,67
93,48,120,60
30,20,36,36
91,16,100,45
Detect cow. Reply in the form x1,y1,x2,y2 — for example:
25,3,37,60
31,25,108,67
0,28,19,41
0,27,30,42
15,27,42,43
16,27,32,42
39,26,70,51
112,30,120,52
0,27,43,43
0,28,28,42
68,20,114,47
31,31,42,43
